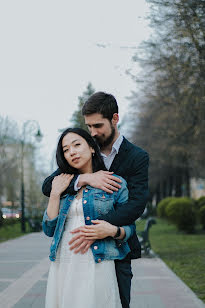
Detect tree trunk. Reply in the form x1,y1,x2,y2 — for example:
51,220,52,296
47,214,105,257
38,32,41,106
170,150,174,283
168,175,173,196
175,169,183,197
162,180,167,198
156,182,161,205
185,168,190,197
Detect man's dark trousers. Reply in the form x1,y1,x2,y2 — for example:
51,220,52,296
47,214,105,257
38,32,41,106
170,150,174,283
115,260,133,308
42,137,149,308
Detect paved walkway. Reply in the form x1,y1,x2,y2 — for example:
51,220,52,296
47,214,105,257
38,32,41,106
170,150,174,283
0,232,204,308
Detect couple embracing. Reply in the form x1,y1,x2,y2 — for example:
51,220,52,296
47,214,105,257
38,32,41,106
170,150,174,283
42,92,149,308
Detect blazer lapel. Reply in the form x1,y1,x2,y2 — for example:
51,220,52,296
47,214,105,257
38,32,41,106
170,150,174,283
109,137,128,171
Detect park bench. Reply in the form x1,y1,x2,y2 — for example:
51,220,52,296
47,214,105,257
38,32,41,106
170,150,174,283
136,217,156,255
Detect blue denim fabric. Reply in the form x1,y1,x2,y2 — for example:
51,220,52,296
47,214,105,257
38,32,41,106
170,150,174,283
42,176,136,263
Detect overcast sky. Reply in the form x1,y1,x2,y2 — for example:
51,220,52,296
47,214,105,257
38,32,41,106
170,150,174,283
0,0,151,173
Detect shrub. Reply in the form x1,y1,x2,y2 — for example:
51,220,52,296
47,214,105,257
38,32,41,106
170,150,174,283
199,206,205,230
0,209,3,227
2,218,19,227
196,196,205,209
166,197,196,233
157,197,176,218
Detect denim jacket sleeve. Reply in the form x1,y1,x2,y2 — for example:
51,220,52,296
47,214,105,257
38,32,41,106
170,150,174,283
113,176,136,243
42,210,59,237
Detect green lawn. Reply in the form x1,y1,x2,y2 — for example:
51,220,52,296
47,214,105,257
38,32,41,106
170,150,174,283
0,222,30,243
136,218,205,303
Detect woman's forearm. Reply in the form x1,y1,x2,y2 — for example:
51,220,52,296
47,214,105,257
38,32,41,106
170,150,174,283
46,192,60,220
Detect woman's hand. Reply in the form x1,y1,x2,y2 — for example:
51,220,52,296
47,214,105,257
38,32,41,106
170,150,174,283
51,174,74,197
46,174,74,220
78,220,117,240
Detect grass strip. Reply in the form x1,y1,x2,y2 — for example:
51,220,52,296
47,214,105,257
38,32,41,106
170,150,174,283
0,222,30,243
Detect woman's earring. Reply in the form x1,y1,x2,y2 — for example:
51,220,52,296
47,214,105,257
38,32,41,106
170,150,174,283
92,152,95,156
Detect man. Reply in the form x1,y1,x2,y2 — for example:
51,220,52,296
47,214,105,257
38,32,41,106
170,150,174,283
42,92,149,308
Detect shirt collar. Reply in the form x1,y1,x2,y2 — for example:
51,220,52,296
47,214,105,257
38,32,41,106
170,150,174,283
112,134,123,154
101,134,123,157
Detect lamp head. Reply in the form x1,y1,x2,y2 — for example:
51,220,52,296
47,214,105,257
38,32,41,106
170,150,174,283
35,129,43,142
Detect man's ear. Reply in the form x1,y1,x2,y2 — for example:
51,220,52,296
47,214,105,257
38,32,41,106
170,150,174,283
112,113,119,125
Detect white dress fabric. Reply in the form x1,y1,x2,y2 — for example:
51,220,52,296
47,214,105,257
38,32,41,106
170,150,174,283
45,197,122,308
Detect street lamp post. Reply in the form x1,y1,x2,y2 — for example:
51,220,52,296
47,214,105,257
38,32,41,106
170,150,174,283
20,120,43,233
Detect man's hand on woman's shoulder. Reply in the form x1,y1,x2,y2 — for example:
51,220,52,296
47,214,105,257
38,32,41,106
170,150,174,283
78,171,122,193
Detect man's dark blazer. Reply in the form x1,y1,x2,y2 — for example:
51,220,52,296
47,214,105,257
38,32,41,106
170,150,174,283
42,137,149,260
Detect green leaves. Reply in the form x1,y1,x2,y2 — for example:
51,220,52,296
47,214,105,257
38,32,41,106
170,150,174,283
130,0,205,198
70,83,95,131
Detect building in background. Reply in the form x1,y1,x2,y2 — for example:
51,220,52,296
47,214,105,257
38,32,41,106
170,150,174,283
190,178,205,199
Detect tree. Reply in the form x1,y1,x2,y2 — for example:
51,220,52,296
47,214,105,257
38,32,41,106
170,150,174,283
70,83,95,130
0,116,47,218
0,116,20,202
128,0,205,202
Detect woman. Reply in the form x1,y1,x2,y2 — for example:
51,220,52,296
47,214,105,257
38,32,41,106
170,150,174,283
42,128,135,308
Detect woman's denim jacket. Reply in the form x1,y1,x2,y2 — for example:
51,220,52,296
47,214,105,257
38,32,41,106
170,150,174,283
42,176,136,263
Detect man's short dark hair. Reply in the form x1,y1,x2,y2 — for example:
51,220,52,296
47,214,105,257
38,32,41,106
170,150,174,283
82,92,118,121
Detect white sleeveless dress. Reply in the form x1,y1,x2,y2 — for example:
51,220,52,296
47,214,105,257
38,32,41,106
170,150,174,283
45,197,122,308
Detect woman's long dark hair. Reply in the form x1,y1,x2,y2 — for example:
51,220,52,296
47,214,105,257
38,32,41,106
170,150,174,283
56,127,107,174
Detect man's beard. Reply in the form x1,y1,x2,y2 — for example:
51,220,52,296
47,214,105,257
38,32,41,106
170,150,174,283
94,126,115,149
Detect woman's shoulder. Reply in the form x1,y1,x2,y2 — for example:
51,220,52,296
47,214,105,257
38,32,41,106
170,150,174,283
59,193,73,206
112,174,128,201
60,193,69,200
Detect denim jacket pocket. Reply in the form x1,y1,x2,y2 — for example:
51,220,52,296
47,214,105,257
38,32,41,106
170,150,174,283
94,193,114,215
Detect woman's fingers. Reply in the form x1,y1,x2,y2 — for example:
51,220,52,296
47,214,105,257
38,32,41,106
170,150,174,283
69,238,84,251
67,174,74,179
74,240,94,254
68,232,84,245
54,173,74,183
85,236,97,240
73,241,88,254
52,173,74,195
82,243,92,254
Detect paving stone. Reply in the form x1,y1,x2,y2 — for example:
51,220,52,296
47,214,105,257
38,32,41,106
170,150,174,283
130,258,205,308
0,262,36,279
13,281,46,308
131,294,166,308
0,281,12,292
